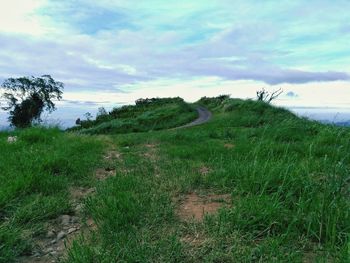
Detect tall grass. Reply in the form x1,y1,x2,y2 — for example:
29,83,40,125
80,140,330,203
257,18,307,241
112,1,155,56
66,98,350,262
0,127,104,262
2,98,349,262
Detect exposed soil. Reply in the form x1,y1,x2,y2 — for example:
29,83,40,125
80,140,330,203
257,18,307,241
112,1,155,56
142,143,161,177
199,166,211,175
180,233,207,247
303,252,317,263
69,186,95,202
144,143,158,148
176,193,231,222
95,167,116,180
103,150,121,160
143,143,159,159
224,143,235,149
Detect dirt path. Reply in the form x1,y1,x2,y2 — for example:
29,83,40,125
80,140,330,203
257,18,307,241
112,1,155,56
175,106,212,129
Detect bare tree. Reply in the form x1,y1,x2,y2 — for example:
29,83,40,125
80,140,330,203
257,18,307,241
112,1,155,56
256,88,283,103
84,112,93,121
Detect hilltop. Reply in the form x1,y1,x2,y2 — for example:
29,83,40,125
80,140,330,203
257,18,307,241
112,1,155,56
67,97,197,134
0,96,349,262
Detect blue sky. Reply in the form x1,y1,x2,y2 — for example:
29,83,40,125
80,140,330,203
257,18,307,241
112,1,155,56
0,0,350,124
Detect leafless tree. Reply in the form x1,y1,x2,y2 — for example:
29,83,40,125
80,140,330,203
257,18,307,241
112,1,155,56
256,88,283,103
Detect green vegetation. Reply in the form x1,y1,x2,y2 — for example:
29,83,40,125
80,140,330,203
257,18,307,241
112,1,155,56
0,127,104,262
69,97,197,135
67,98,350,262
1,75,63,128
1,97,349,262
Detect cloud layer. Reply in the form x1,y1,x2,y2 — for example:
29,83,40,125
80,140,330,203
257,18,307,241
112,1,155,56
0,0,350,104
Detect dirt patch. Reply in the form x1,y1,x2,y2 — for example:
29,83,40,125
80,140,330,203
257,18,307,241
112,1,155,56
19,185,101,262
145,143,158,148
19,146,120,262
180,233,206,247
224,143,235,149
70,187,95,201
143,151,157,159
302,252,317,263
176,193,231,222
95,167,116,180
142,143,159,161
97,147,120,180
103,150,121,160
19,214,82,263
141,143,161,177
199,166,211,175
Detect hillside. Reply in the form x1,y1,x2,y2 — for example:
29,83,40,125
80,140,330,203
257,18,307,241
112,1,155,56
68,97,197,134
0,97,349,262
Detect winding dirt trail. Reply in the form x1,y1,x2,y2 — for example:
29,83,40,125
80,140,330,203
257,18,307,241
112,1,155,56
175,106,212,129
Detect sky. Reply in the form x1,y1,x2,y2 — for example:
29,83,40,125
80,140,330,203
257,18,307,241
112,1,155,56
0,0,350,126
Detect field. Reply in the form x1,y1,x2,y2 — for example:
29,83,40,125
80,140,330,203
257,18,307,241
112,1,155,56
0,128,105,262
0,97,349,262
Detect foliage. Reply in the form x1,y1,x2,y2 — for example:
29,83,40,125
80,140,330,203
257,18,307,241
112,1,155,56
1,75,63,128
84,112,92,121
75,118,81,125
134,97,184,107
199,94,230,103
95,107,110,123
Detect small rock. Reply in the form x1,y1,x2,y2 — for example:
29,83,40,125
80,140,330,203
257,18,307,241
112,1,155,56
71,216,79,223
67,227,77,234
46,230,56,238
33,252,41,257
56,231,66,240
74,204,83,211
60,215,71,225
86,188,95,194
49,251,58,256
45,247,54,253
7,136,17,143
50,239,57,244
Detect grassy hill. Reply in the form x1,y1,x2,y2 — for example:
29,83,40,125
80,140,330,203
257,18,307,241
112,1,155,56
68,97,197,134
0,97,349,262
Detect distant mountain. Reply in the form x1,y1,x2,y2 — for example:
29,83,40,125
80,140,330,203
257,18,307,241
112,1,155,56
319,120,350,127
334,121,350,127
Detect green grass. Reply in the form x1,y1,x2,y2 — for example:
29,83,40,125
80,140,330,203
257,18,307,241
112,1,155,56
69,97,197,135
0,127,105,262
64,98,349,262
1,97,350,262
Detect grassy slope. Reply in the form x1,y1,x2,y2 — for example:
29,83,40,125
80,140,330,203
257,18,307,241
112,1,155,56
71,98,197,135
0,128,105,262
0,99,196,262
1,98,349,262
65,98,349,262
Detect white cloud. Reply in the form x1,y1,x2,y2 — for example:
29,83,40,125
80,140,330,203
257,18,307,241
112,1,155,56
0,0,350,128
59,78,350,109
0,0,48,35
